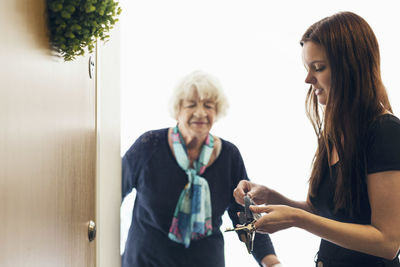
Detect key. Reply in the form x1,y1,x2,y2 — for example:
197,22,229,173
224,220,256,232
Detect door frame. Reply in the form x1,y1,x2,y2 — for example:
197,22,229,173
96,23,121,267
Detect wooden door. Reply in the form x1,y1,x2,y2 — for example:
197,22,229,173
0,0,96,266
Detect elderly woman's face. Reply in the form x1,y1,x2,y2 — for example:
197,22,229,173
177,91,217,138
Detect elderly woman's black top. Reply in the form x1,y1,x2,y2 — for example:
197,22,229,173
310,114,400,266
122,128,276,267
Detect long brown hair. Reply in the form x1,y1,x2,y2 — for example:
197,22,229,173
301,12,392,215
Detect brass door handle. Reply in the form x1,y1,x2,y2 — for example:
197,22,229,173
88,220,96,242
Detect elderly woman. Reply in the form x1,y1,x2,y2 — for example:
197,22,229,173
122,71,281,267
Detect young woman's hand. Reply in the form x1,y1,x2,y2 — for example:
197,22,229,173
233,180,271,205
250,205,301,234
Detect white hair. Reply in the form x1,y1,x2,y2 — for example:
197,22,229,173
169,70,229,120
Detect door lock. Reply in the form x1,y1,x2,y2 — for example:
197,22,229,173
88,220,96,242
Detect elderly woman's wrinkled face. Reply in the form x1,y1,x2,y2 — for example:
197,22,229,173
177,90,217,138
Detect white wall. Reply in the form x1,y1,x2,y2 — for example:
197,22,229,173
120,1,400,266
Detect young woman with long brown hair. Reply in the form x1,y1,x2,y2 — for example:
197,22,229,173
234,11,400,267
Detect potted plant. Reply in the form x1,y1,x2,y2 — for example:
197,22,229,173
46,0,122,61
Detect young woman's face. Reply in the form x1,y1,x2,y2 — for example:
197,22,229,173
177,90,217,138
302,41,331,105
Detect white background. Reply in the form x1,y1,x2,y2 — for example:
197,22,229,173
119,1,400,266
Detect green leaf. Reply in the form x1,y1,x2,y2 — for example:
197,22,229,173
64,31,75,38
85,5,96,13
51,3,63,12
61,10,71,19
65,5,75,13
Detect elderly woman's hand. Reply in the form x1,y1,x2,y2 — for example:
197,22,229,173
249,205,301,234
233,180,271,206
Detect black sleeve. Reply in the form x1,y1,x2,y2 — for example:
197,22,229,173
226,143,276,266
366,116,400,174
122,152,137,200
121,131,152,200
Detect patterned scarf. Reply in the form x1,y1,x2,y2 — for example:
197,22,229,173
168,125,213,248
